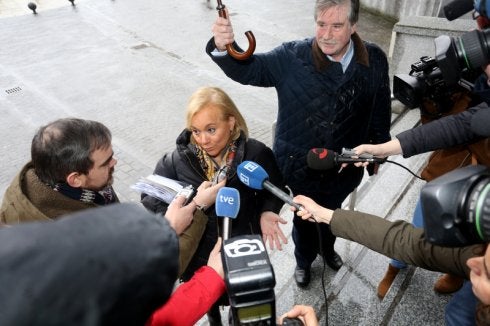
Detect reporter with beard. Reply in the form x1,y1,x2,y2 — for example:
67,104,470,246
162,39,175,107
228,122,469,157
0,118,119,222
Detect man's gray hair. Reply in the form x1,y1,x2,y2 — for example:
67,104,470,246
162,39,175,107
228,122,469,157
314,0,360,24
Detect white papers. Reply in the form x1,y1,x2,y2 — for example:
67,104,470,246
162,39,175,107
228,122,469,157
131,174,187,204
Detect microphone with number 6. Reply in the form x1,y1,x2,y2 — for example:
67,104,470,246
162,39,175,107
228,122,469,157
307,148,386,171
215,187,240,240
237,161,302,211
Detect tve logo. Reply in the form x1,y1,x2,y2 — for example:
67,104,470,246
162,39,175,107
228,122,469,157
215,187,240,218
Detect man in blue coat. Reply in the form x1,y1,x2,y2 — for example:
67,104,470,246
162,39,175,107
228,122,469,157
207,0,391,287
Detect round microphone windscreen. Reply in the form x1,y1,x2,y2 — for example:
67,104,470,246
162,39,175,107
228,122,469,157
307,148,336,170
237,161,269,190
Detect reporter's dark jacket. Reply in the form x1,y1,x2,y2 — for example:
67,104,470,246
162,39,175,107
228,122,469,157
141,130,285,280
397,103,490,166
206,33,391,198
331,209,478,278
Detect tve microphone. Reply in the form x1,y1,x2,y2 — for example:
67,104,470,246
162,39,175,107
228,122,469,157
215,187,240,240
237,161,302,211
443,0,474,21
307,148,386,170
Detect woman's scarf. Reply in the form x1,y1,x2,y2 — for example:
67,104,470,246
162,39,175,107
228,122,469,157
193,138,238,182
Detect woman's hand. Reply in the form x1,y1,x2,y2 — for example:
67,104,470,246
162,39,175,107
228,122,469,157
290,195,334,225
192,179,226,210
260,211,288,250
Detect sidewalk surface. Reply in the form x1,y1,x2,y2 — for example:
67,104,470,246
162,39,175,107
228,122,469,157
0,1,449,325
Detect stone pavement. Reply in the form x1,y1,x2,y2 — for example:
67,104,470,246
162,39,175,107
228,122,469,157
0,1,452,325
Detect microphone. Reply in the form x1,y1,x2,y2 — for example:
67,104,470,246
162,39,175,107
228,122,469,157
215,187,240,240
471,107,490,137
307,148,386,170
443,0,474,21
237,161,302,211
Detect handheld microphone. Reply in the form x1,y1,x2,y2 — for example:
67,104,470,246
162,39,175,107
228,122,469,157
443,0,474,21
237,161,302,211
215,187,240,240
307,148,385,170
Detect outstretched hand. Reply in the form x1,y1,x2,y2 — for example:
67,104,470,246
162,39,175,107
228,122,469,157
290,195,334,225
260,211,288,250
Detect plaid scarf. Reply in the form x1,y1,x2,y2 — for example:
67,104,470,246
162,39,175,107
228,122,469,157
52,183,117,205
193,139,238,181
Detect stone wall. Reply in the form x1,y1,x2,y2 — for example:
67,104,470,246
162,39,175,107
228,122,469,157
361,0,444,20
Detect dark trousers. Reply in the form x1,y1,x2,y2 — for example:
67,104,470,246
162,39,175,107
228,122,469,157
293,216,336,268
291,188,351,269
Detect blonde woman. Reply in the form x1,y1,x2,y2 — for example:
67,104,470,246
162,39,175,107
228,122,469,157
142,86,288,325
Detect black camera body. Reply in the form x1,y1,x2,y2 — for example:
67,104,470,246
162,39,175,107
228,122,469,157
222,234,276,325
393,0,490,109
393,56,450,109
422,165,490,246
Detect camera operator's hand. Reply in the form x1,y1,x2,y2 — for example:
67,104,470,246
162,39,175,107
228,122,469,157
207,237,224,278
192,179,226,211
278,305,319,326
165,195,195,235
291,195,334,225
260,211,288,250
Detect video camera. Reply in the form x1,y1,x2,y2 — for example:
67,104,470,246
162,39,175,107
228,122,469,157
421,165,490,246
393,0,490,109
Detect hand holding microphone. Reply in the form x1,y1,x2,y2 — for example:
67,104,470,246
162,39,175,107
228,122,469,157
307,147,386,170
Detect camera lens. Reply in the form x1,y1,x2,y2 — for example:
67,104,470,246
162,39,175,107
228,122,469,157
466,176,490,241
456,29,490,70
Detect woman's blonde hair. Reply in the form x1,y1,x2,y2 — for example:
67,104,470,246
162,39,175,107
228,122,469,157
185,87,249,141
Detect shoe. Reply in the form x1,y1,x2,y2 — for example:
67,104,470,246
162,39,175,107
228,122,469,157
377,264,400,299
294,266,311,287
324,251,343,271
433,273,464,294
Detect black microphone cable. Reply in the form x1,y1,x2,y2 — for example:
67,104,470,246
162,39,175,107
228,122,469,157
383,159,425,180
300,213,329,326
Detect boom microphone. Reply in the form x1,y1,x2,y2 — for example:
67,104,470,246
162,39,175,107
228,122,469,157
443,0,474,21
307,148,385,170
237,161,302,211
215,187,240,240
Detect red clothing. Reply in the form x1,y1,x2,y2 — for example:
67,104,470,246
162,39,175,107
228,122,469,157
147,266,226,326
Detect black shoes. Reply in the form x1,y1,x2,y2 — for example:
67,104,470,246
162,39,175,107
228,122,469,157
324,251,343,271
294,266,311,287
294,252,343,287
